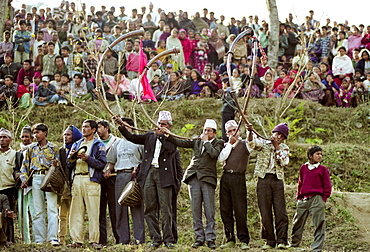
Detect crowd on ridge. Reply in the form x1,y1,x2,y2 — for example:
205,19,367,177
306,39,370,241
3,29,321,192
0,2,369,109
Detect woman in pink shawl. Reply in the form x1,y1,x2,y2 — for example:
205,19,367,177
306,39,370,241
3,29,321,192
178,29,192,65
348,26,362,58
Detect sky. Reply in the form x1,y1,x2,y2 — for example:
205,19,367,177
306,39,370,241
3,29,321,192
13,0,368,26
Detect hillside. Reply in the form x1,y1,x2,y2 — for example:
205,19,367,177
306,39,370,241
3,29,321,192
1,97,370,251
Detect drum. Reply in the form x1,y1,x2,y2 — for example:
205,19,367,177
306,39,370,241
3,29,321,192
118,180,142,207
40,160,66,193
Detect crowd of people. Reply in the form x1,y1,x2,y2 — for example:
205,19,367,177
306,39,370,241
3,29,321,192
1,3,369,109
0,113,332,251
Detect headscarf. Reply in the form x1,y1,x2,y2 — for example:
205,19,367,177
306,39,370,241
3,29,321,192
208,29,225,60
64,125,82,152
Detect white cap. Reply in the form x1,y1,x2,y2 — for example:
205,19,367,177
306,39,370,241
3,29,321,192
204,119,217,130
0,128,12,138
225,120,238,130
42,76,50,82
158,111,172,122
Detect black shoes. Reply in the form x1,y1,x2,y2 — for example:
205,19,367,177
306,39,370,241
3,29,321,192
165,242,175,249
191,240,204,248
207,241,216,249
150,242,161,249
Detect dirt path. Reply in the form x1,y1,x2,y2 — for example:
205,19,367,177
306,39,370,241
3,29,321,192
339,192,370,244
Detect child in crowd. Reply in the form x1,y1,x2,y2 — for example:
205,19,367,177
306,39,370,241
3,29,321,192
196,36,209,62
290,145,332,252
352,77,368,105
147,62,162,82
335,78,353,107
150,74,164,100
363,71,370,91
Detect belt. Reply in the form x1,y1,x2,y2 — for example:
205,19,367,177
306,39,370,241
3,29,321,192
117,169,134,173
224,169,244,175
300,196,312,201
75,172,89,176
33,170,47,175
151,164,159,168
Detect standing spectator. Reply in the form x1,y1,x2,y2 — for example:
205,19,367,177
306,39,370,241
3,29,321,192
13,20,32,64
20,123,60,245
278,23,288,59
290,146,332,252
247,123,290,250
348,27,362,58
285,25,299,58
0,31,14,66
103,50,118,76
41,20,57,43
126,40,145,79
217,15,230,38
41,42,58,80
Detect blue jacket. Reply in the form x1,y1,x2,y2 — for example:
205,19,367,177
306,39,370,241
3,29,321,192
13,30,32,54
68,138,107,183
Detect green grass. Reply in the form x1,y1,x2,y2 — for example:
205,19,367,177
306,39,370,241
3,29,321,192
1,97,370,251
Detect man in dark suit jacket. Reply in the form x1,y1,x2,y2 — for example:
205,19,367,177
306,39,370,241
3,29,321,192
114,111,182,249
165,119,224,249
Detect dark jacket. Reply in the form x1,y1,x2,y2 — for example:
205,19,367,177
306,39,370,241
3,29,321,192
68,138,107,183
167,136,224,187
118,126,180,189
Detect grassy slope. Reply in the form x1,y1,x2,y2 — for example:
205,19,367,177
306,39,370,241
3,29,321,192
1,97,370,251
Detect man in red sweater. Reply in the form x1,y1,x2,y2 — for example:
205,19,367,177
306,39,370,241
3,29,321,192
290,145,332,252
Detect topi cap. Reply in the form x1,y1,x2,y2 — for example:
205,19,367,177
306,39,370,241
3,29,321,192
0,128,12,138
225,120,238,130
204,119,217,130
158,111,172,122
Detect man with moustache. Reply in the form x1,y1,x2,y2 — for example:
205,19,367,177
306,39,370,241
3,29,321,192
164,119,224,249
113,111,181,249
67,120,107,249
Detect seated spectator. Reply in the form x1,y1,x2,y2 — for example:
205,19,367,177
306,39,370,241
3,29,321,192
0,75,18,109
321,73,339,106
55,55,68,75
261,70,275,97
355,49,370,74
0,54,22,81
185,69,208,98
231,68,243,94
16,60,35,86
273,69,287,89
150,74,165,100
301,72,326,102
70,73,93,101
205,71,222,94
334,78,353,107
55,73,71,104
332,46,354,77
17,76,37,109
351,77,368,106
147,62,162,82
33,76,59,106
257,56,271,78
162,71,187,101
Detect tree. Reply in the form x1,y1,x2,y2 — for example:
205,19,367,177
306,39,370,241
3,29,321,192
266,0,279,68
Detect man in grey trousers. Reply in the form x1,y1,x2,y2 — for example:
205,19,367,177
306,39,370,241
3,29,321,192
164,119,224,249
106,118,145,245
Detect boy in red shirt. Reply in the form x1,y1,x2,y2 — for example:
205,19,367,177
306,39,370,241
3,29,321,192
290,145,332,252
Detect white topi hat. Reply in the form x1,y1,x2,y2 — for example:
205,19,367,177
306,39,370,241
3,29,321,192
225,120,238,130
158,111,172,122
204,119,217,130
